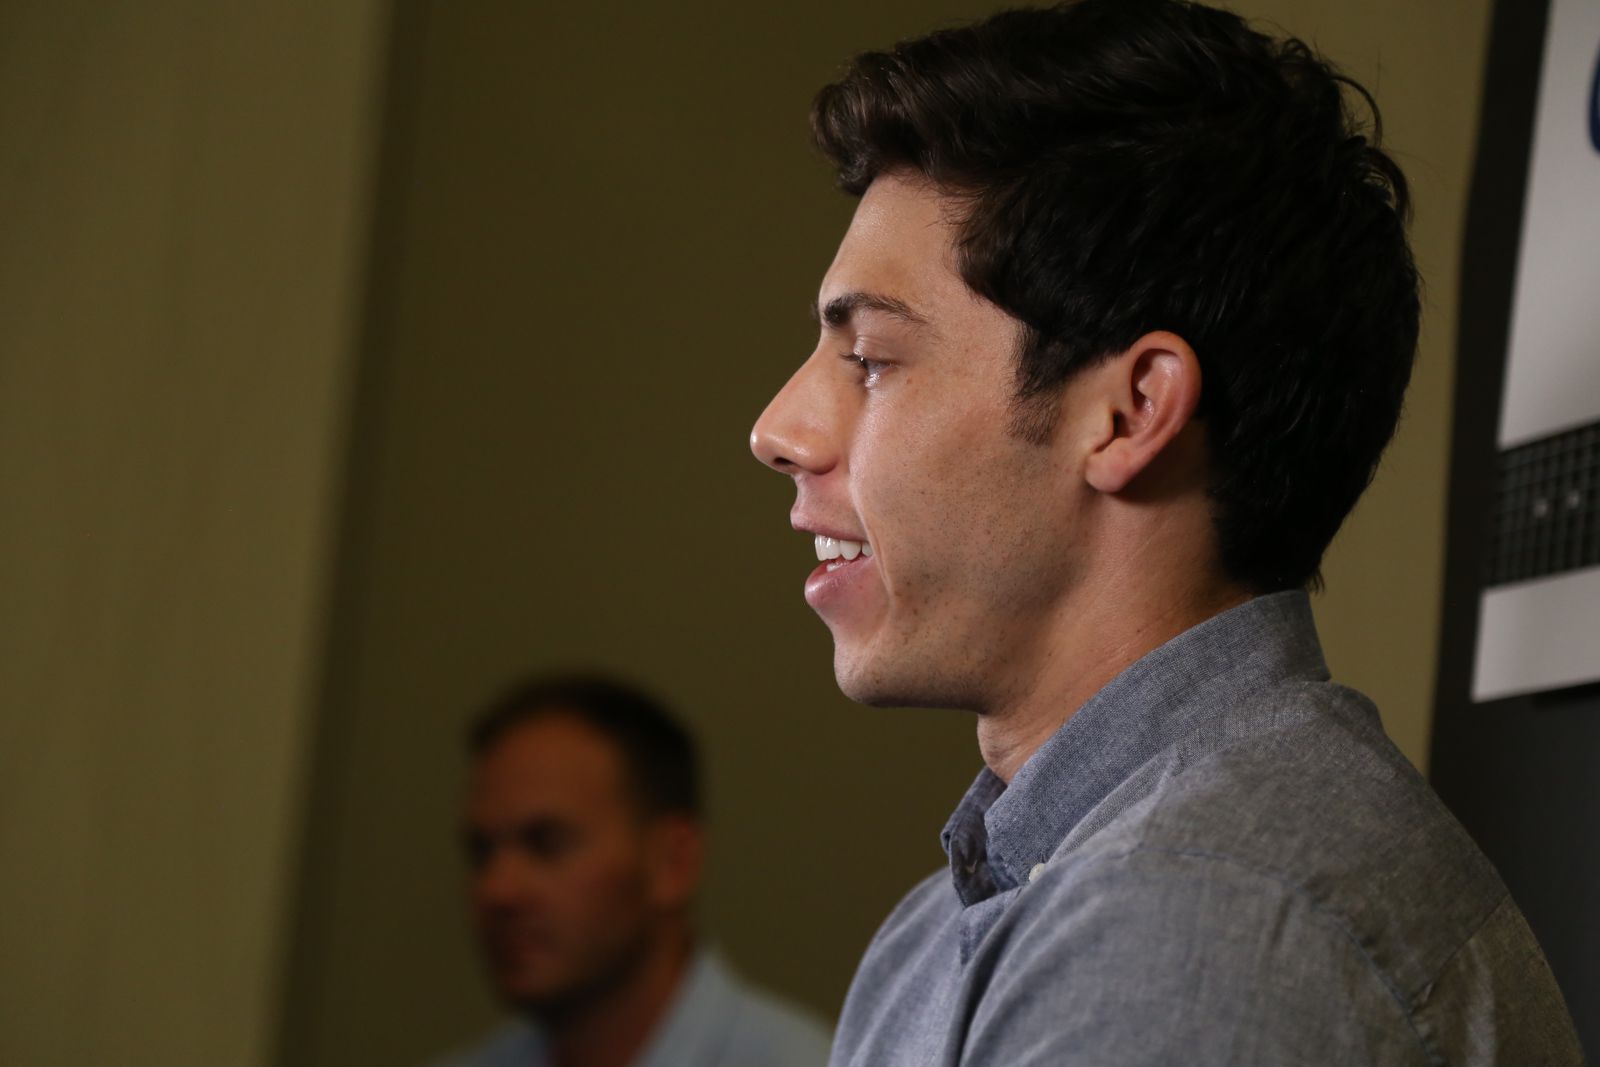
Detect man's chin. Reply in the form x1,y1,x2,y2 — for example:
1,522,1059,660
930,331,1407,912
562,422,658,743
833,637,981,710
503,982,590,1023
489,955,580,1012
833,644,918,707
495,939,649,1022
497,973,566,1012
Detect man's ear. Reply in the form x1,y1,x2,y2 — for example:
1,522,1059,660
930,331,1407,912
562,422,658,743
645,814,705,912
1082,331,1202,495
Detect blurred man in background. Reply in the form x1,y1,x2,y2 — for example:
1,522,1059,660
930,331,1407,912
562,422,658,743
751,0,1582,1063
433,674,830,1067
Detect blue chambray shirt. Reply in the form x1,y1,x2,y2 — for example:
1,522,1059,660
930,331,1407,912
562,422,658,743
435,950,831,1067
830,591,1584,1066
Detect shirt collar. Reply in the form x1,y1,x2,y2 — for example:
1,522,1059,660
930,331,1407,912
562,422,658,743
501,948,735,1067
941,590,1328,903
633,948,738,1067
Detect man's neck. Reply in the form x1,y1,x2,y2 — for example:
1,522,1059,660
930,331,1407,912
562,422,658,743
977,574,1253,783
541,930,694,1067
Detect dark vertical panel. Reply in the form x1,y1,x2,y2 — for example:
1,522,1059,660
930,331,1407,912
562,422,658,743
1430,0,1599,1053
271,1,431,1064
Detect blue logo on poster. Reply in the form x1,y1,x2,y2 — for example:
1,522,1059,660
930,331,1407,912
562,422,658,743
1591,40,1600,152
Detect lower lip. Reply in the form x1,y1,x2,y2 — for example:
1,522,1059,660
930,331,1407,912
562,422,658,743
804,554,876,612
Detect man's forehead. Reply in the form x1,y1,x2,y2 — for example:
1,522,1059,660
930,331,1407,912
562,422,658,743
472,715,627,797
819,174,965,319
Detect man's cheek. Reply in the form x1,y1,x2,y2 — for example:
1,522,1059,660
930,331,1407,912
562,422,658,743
571,864,644,920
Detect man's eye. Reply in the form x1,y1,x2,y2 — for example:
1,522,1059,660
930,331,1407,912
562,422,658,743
841,352,887,385
519,825,576,860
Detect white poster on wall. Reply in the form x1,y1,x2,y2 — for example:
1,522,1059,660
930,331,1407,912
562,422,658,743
1470,0,1600,702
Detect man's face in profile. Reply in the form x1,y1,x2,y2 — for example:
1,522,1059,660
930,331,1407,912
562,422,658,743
462,714,663,1014
752,173,1090,711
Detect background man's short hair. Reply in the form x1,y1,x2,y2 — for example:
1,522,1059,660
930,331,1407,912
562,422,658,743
469,673,700,818
811,0,1421,593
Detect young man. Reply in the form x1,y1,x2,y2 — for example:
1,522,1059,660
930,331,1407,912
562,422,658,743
750,1,1584,1063
436,675,830,1067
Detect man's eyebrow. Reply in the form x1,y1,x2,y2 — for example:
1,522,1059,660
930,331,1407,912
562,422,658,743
811,291,930,330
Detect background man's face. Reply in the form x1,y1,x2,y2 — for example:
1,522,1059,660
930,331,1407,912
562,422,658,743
751,173,1090,711
463,714,664,1014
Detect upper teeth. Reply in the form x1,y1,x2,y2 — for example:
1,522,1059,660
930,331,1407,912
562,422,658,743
815,535,872,561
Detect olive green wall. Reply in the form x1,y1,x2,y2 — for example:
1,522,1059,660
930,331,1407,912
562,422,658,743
0,2,386,1065
277,2,1491,1065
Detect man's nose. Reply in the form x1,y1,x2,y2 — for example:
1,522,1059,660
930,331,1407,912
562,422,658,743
750,357,837,477
475,848,535,909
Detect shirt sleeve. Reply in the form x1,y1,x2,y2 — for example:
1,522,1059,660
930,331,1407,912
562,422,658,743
959,847,1431,1067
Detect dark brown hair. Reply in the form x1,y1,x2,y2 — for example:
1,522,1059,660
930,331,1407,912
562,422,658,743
470,673,700,817
812,0,1420,592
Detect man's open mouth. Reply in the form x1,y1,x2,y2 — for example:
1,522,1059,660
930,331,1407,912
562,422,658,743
815,535,874,572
